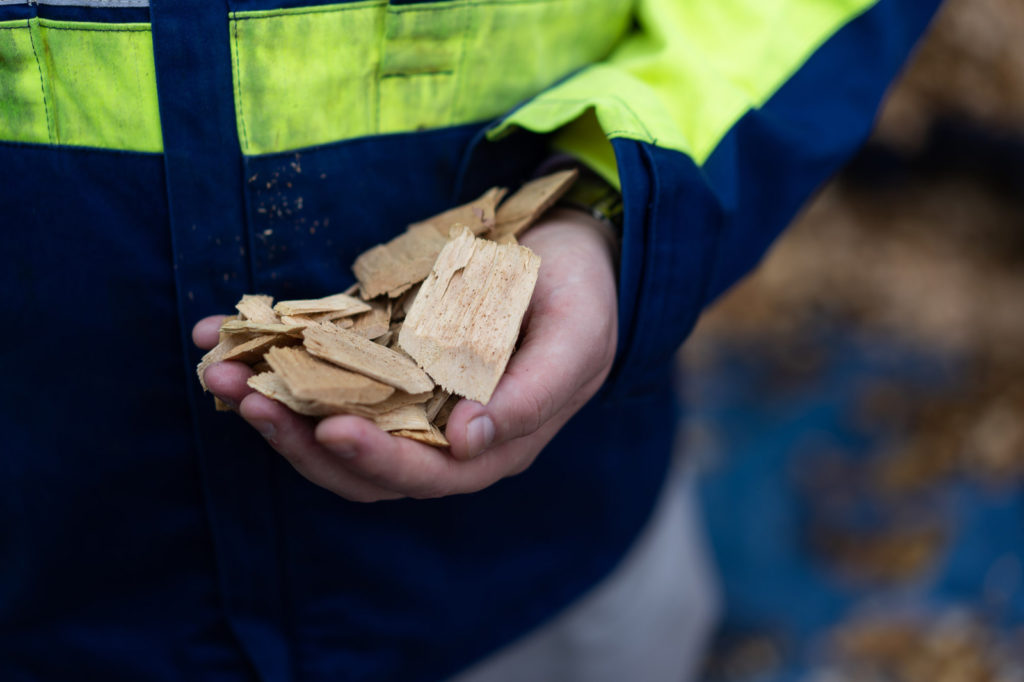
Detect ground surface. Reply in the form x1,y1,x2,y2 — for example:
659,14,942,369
688,2,1024,679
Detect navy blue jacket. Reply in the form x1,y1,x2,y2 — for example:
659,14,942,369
1,1,940,680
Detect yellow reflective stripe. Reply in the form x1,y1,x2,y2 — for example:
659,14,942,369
0,18,161,151
0,20,50,144
494,0,879,178
229,0,633,156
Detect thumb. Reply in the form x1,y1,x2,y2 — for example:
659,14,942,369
445,332,586,461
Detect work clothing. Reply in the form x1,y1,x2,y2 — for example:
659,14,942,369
0,1,940,680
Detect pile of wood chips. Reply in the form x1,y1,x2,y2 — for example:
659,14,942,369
197,170,577,448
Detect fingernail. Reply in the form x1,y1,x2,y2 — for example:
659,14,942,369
251,420,275,441
466,416,495,458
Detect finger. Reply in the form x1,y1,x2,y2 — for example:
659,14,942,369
203,361,256,410
193,315,229,350
316,417,522,498
239,393,403,502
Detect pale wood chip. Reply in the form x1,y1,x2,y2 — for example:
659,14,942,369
432,393,459,428
385,282,415,299
360,389,432,414
408,186,507,237
265,346,395,408
372,330,393,346
303,323,434,394
219,319,305,337
372,403,432,432
235,294,278,324
279,315,316,329
394,424,450,448
352,224,450,299
218,315,240,343
342,282,359,297
488,169,578,241
222,333,302,365
310,309,358,323
247,371,333,416
349,298,391,339
197,332,252,391
273,292,371,317
424,388,451,421
322,387,434,419
390,343,415,363
399,226,540,404
392,283,420,322
279,313,354,329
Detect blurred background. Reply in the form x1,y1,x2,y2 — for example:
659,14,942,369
686,0,1024,679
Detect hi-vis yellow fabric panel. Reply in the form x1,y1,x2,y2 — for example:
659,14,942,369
493,0,880,183
0,18,161,152
229,0,633,156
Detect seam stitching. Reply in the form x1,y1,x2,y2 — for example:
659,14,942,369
374,3,383,135
36,25,149,32
25,20,54,143
232,18,249,153
452,1,471,127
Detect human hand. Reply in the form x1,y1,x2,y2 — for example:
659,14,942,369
192,207,618,501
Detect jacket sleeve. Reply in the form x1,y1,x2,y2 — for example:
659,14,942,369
487,0,943,399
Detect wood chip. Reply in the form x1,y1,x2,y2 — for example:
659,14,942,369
247,371,334,416
393,283,420,322
355,185,510,299
219,319,306,337
424,389,451,421
197,333,251,391
433,393,459,428
394,424,450,448
235,294,278,324
222,333,302,364
373,403,432,432
352,223,451,299
399,226,540,404
265,346,395,408
273,292,371,317
279,313,354,329
356,388,432,415
310,310,359,323
278,314,317,328
488,169,578,241
408,186,507,237
217,314,239,339
349,298,391,339
304,323,434,394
